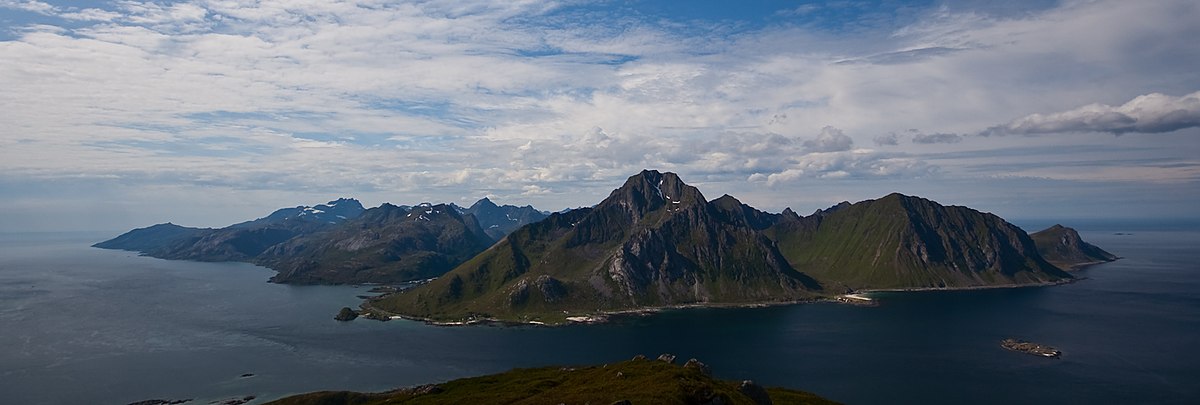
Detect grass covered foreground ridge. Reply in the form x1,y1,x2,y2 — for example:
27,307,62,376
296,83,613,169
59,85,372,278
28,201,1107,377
265,355,840,405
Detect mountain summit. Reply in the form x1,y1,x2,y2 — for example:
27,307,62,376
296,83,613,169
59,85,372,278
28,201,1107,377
458,197,549,241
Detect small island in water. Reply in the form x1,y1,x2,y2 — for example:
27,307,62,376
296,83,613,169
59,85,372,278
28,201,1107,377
1001,339,1062,358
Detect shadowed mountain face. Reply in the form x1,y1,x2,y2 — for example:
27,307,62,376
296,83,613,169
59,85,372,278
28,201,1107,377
260,203,494,284
94,199,496,284
455,198,548,241
1030,224,1119,270
94,199,366,262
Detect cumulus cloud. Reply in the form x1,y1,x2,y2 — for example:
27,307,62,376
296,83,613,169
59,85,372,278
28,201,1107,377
803,126,854,152
981,91,1200,136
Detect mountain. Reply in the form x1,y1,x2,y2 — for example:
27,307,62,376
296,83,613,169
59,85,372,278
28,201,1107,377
455,197,549,241
258,203,494,284
370,171,1097,324
265,356,840,405
95,199,366,262
94,199,493,284
767,193,1073,291
91,222,212,255
233,197,366,229
370,170,822,324
1030,224,1119,269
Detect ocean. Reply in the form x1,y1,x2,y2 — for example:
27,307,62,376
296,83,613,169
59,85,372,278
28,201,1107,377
1,225,1197,404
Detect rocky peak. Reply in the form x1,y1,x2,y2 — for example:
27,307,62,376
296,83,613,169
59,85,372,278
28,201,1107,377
597,170,706,220
812,201,852,217
711,194,778,230
780,207,800,220
469,197,499,211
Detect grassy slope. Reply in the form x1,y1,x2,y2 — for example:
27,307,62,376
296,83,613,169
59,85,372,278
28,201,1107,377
265,359,839,405
772,194,1069,290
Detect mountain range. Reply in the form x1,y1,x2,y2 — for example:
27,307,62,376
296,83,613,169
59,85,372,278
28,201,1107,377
96,170,1117,321
94,198,546,284
366,170,1115,324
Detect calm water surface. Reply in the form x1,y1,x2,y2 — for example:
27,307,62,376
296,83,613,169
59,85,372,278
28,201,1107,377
0,227,1197,404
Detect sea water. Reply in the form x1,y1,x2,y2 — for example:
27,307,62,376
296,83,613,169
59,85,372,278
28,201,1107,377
0,226,1196,404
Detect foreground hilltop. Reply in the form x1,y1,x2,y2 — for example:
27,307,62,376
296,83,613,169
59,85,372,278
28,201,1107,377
369,170,1091,324
265,356,840,405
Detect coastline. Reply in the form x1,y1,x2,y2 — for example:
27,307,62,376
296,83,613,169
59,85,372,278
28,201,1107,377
357,297,828,327
356,277,1080,327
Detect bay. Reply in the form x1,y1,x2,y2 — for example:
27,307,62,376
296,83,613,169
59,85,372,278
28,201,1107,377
0,226,1197,404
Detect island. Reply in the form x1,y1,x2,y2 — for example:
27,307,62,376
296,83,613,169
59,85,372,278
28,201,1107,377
264,355,840,405
1001,339,1061,358
366,170,1115,325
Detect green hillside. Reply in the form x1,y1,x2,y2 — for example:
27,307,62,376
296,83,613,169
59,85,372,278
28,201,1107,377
265,357,840,405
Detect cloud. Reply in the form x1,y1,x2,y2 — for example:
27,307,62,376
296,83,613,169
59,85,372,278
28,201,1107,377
873,133,899,146
0,0,55,15
981,91,1200,136
521,184,552,195
0,0,1198,227
803,126,854,152
775,5,820,17
749,149,936,186
912,132,963,144
59,8,122,22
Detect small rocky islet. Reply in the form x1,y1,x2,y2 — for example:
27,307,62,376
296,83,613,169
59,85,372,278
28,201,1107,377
1001,338,1062,358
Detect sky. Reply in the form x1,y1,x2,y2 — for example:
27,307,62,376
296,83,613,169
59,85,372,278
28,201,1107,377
1,0,1198,232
